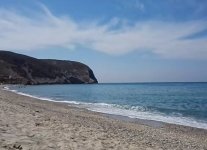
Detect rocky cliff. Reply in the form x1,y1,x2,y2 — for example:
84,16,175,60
0,51,98,85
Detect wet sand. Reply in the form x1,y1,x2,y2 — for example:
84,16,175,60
0,87,206,150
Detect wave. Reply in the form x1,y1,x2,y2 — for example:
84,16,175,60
3,86,207,130
84,102,207,129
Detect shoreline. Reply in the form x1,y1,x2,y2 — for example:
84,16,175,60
2,85,165,129
0,87,207,149
4,85,207,130
3,85,165,129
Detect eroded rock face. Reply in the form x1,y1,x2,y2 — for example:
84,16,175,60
0,51,98,85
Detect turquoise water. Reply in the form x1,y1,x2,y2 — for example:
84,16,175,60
8,83,207,129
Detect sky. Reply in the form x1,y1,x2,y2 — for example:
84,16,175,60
0,0,207,83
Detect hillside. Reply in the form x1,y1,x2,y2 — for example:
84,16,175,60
0,51,98,84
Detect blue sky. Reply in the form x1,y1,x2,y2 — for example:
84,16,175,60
0,0,207,82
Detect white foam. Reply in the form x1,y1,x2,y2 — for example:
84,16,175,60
84,102,207,130
4,86,207,130
2,86,10,90
4,86,88,107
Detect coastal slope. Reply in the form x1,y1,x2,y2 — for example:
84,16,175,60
0,51,98,84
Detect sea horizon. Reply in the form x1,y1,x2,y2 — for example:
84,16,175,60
97,82,207,84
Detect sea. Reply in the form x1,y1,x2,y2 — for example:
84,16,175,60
6,83,207,129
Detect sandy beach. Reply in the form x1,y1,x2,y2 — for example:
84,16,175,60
0,87,206,150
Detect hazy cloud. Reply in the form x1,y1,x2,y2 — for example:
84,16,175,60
118,0,145,12
0,5,207,59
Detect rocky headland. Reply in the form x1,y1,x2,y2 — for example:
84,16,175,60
0,51,98,85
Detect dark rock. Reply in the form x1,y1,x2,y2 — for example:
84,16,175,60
35,123,41,126
13,144,22,150
0,50,98,84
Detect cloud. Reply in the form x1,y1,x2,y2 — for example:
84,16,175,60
135,1,145,11
0,5,207,59
118,0,145,12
